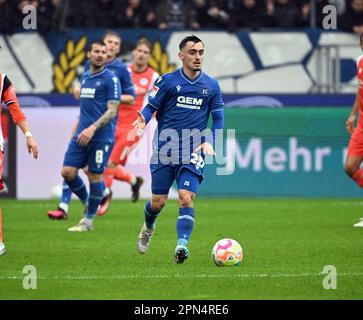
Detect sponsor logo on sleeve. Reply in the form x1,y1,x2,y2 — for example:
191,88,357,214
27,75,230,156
149,85,159,98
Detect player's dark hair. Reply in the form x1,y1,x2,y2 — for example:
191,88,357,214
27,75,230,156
179,35,204,51
102,30,121,42
135,38,152,53
87,40,106,52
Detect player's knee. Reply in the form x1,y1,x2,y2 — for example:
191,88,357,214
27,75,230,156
87,172,103,183
107,160,117,168
344,162,357,177
179,191,194,207
151,198,166,212
61,167,76,181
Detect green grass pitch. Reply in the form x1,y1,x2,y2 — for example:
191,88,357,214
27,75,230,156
0,198,363,299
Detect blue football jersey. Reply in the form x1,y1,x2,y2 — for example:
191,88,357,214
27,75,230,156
76,68,121,142
85,59,135,96
148,68,224,163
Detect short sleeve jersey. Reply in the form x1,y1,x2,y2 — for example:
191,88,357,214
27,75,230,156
76,68,121,142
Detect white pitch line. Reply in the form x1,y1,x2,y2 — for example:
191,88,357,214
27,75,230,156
0,272,362,281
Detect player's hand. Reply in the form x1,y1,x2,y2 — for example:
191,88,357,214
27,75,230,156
77,125,96,146
135,86,147,96
194,142,216,156
73,84,81,100
132,111,146,136
346,115,356,135
26,136,39,159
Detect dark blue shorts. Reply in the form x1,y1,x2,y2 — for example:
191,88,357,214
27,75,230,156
151,163,204,195
63,138,114,174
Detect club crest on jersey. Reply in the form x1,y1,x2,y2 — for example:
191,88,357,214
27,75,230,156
149,85,159,97
140,77,149,86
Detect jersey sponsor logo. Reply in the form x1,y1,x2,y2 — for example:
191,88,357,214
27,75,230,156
176,96,203,110
149,85,159,97
80,87,96,98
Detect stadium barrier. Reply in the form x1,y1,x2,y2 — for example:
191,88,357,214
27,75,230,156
2,103,360,199
201,107,358,198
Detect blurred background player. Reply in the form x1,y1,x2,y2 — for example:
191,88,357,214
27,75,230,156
62,40,121,232
344,33,363,228
0,63,39,255
99,38,159,215
133,35,224,263
48,30,135,220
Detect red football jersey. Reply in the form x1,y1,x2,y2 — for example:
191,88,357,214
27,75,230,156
0,73,26,151
357,55,363,128
116,65,159,128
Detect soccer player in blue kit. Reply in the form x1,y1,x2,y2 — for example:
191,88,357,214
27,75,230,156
62,40,121,232
48,31,135,220
133,35,224,263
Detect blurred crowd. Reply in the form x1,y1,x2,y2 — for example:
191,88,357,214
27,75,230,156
0,0,362,34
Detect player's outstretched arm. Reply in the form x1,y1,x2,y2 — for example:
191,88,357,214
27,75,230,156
195,109,224,156
17,120,39,159
77,100,119,146
2,75,39,159
346,89,360,135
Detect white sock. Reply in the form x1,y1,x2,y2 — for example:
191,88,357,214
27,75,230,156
103,187,110,197
84,217,94,226
59,202,69,214
130,176,137,186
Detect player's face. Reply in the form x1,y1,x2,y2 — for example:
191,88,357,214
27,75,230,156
87,44,107,68
133,44,151,67
179,41,204,72
103,35,121,60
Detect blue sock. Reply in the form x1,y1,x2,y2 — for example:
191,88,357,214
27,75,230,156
86,182,104,219
65,175,88,206
144,201,160,229
177,207,195,247
101,180,107,197
61,180,72,205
